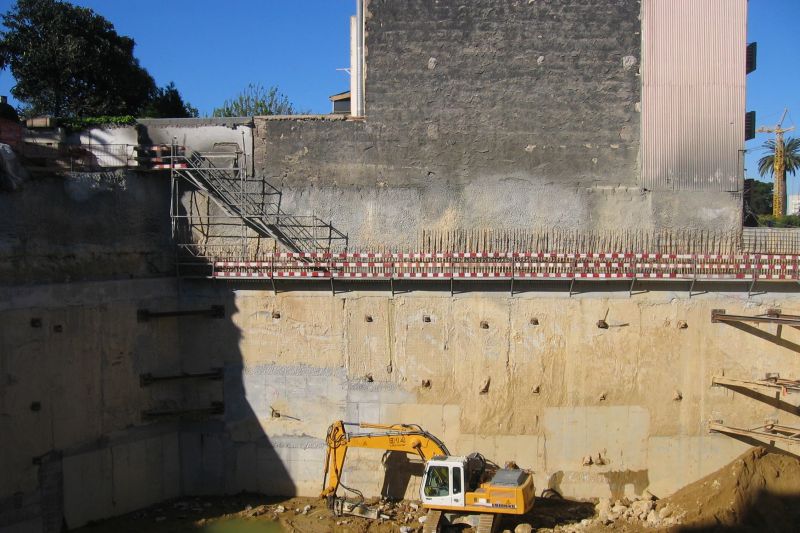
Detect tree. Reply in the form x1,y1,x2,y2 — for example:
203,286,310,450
141,82,198,118
758,137,800,180
212,83,300,117
0,0,156,117
744,178,773,216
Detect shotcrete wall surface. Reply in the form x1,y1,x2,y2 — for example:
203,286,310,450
0,171,174,285
197,287,800,503
254,118,741,250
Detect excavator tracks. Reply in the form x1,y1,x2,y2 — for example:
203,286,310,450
476,513,500,533
421,510,442,533
421,510,499,533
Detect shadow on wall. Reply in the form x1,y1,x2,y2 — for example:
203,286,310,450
0,277,293,531
715,320,800,354
167,179,298,500
173,281,296,499
600,470,650,502
380,451,424,499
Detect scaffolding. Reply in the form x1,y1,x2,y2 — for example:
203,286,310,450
167,143,347,274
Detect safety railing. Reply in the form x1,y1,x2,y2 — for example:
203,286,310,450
21,142,137,170
211,252,800,284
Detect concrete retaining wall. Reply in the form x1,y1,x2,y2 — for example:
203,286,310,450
0,280,185,530
131,284,799,509
198,288,799,502
254,117,742,250
4,278,800,530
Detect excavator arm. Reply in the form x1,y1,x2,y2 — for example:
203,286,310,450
321,420,450,499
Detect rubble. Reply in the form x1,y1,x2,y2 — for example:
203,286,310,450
71,452,800,533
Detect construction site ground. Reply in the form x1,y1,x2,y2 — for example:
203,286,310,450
72,494,596,533
74,448,800,533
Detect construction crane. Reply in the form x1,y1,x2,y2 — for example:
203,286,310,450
758,108,795,217
321,420,536,533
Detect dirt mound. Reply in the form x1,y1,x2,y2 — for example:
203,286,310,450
659,447,800,531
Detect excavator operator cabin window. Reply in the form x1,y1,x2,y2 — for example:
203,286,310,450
453,467,462,494
424,466,450,497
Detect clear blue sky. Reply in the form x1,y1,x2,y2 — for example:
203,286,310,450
0,0,796,185
744,0,800,190
0,0,356,115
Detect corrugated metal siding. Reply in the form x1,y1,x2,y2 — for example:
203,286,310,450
642,0,747,191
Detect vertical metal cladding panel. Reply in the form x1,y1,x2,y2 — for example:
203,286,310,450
642,0,747,191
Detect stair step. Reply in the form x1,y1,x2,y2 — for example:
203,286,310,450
175,151,337,254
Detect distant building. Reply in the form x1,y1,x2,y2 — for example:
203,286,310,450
329,91,351,114
0,95,19,122
789,194,800,215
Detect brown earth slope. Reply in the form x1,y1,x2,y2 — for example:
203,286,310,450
659,447,800,532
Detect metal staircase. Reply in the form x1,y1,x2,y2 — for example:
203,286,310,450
170,149,346,256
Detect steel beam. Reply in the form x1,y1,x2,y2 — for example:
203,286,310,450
713,375,800,396
137,305,225,322
711,309,800,327
139,368,223,387
709,421,800,455
142,402,224,420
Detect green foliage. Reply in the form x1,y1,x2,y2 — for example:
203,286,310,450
212,83,299,117
744,178,773,216
140,82,198,119
58,115,136,132
758,137,800,178
756,214,800,228
0,0,156,117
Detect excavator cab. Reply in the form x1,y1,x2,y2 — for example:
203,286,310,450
421,452,535,518
422,458,466,507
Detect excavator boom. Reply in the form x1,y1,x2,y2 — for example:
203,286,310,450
321,420,450,498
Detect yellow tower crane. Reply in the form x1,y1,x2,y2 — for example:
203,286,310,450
758,108,795,217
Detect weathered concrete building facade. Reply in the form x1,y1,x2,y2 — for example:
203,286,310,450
4,2,783,533
258,0,748,249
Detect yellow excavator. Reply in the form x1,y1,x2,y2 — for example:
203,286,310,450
321,420,535,533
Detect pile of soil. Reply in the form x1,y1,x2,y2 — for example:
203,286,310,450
658,447,800,531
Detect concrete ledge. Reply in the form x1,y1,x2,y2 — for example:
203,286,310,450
136,117,254,128
255,114,349,121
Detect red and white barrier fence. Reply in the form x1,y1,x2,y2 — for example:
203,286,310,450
210,252,800,282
